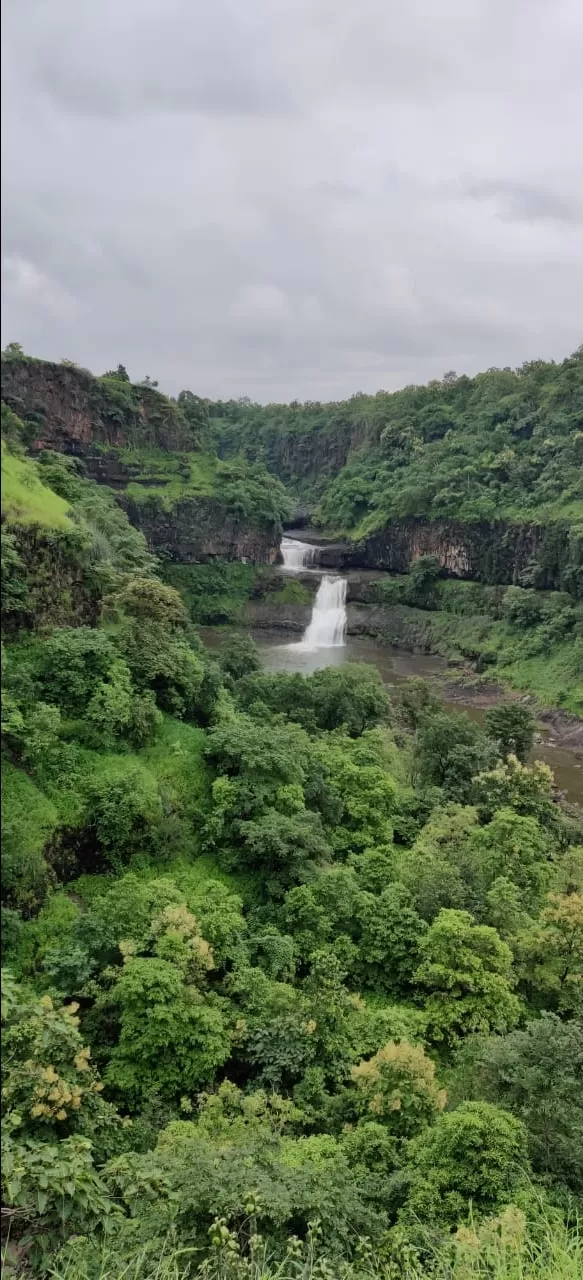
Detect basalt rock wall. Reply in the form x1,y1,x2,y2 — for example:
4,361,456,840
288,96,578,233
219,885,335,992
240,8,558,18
315,518,574,591
120,495,280,565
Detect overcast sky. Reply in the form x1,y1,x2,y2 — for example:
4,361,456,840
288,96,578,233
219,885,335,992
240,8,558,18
2,0,582,403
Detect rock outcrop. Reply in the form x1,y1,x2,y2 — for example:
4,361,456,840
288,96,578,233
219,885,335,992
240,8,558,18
308,518,573,591
2,360,280,565
2,359,196,452
121,495,280,565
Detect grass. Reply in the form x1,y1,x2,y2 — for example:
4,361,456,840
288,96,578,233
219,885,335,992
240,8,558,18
121,449,219,509
44,1208,583,1280
138,716,211,852
354,581,583,717
1,441,72,528
498,649,583,717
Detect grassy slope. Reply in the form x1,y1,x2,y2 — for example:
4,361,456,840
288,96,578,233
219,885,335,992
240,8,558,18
1,443,72,528
123,448,219,508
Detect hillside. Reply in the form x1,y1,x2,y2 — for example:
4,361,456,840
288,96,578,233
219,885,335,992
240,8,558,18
1,350,292,567
209,348,583,595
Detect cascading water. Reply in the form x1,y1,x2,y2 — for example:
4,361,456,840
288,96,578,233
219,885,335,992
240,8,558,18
294,574,347,649
280,537,317,571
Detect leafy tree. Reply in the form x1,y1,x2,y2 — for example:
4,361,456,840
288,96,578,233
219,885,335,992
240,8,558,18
82,762,163,867
239,809,331,890
485,703,536,762
1,974,119,1269
37,628,120,715
106,953,231,1106
408,554,443,605
312,731,397,856
355,883,426,994
176,389,211,448
403,1102,529,1228
477,1014,583,1192
236,663,390,737
414,711,496,802
516,892,583,1014
1,529,31,624
414,909,521,1042
351,1040,446,1136
219,632,262,684
472,756,558,826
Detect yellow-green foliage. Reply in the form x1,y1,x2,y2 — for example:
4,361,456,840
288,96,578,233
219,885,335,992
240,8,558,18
1,442,72,528
1,762,59,910
351,1039,447,1131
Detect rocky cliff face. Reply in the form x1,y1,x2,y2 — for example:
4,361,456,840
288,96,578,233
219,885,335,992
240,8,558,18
121,495,279,565
314,518,571,591
262,417,373,487
2,359,195,452
2,360,280,565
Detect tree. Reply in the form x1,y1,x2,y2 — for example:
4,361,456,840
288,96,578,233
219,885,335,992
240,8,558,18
83,762,163,866
106,955,231,1106
414,909,521,1042
414,711,495,802
237,808,331,893
219,632,262,684
37,627,120,715
351,1040,446,1137
403,1102,529,1228
103,363,130,381
408,554,442,605
517,892,583,1014
355,883,426,994
177,389,211,448
2,341,25,360
472,756,557,826
477,1014,583,1192
485,704,536,762
1,974,119,1268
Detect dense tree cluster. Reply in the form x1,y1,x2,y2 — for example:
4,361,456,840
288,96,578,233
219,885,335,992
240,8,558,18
208,348,583,545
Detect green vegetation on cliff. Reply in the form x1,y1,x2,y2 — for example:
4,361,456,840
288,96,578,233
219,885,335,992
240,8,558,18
1,441,73,530
2,396,583,1277
209,348,583,528
350,569,583,715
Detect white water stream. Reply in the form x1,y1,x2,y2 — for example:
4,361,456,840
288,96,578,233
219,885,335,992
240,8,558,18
292,574,347,650
280,537,317,571
280,537,347,650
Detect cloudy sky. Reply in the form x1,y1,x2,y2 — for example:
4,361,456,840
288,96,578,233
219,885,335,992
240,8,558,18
2,0,582,402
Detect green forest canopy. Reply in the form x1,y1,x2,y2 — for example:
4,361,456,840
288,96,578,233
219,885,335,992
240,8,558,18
1,349,582,1278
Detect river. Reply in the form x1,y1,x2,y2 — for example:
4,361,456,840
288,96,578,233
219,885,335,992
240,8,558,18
199,626,583,806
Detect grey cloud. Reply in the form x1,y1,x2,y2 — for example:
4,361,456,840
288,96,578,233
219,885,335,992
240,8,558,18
1,0,582,402
467,181,583,224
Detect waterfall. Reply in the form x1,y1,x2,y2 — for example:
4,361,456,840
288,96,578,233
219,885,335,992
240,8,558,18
295,575,347,649
280,537,317,572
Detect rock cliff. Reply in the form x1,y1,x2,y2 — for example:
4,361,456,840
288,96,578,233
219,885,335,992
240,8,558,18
313,518,572,591
2,359,195,452
121,495,280,565
2,360,281,565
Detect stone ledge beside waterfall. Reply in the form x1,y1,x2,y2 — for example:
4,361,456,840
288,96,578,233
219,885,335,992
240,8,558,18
283,518,576,592
243,599,447,647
